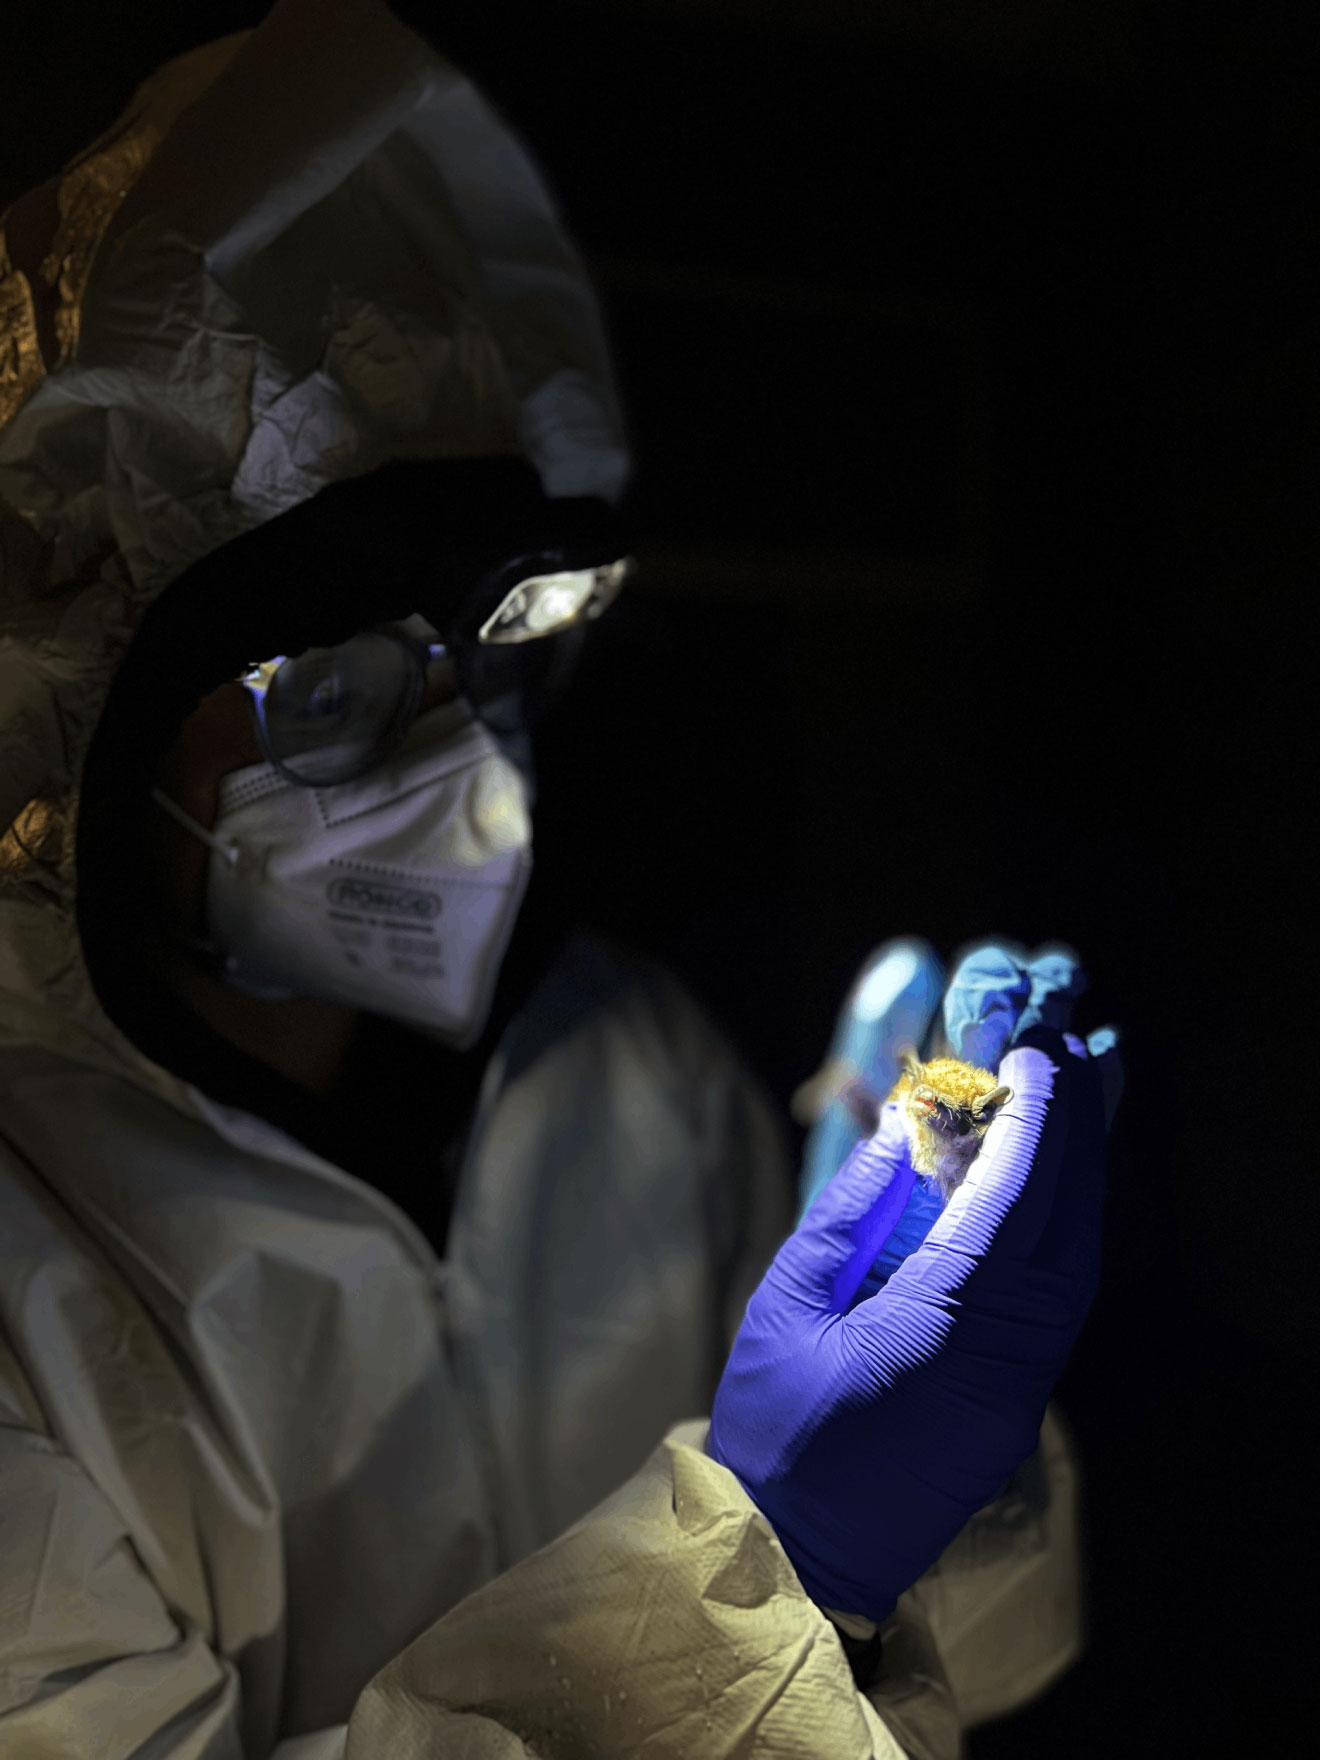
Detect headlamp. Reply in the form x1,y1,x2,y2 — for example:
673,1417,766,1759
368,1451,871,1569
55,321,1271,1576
477,558,633,644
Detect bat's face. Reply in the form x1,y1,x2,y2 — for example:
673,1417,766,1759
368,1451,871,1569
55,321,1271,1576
897,1053,1011,1133
908,1084,974,1135
905,1081,1002,1140
893,1052,1013,1198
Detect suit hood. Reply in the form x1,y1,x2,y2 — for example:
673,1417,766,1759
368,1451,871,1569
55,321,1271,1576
0,3,628,1105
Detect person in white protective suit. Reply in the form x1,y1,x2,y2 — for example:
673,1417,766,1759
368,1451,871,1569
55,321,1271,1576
0,4,1095,1757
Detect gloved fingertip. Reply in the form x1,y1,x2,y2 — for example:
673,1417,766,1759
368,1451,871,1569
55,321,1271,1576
834,938,945,1095
942,939,1032,1070
1063,1031,1088,1058
848,938,944,1029
1086,1025,1119,1058
1012,944,1088,1041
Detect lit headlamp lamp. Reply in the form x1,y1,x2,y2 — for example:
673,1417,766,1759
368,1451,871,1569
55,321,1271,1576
476,556,631,644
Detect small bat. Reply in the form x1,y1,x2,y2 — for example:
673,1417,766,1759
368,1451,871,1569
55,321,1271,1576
791,1048,1013,1203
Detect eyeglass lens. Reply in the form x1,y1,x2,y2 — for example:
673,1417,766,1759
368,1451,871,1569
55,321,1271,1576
260,631,422,785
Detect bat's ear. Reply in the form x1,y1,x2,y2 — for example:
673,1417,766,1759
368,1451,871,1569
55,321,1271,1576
973,1084,1013,1117
896,1044,923,1082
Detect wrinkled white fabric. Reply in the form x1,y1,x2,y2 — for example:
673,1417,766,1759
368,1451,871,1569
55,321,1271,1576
0,5,1085,1757
0,0,628,838
338,1410,1080,1760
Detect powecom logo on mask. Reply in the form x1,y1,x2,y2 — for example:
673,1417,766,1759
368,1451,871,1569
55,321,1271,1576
328,878,442,920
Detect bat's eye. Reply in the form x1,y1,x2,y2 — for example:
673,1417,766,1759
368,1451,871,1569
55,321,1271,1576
909,1088,975,1136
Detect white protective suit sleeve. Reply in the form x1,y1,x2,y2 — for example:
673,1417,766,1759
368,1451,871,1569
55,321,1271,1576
337,1405,1083,1760
0,1403,345,1760
0,1422,242,1760
268,1735,347,1760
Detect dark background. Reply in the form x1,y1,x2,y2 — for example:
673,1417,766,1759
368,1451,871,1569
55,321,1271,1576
3,3,1314,1752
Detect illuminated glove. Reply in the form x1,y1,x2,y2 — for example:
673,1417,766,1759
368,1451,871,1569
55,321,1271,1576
708,942,1115,1624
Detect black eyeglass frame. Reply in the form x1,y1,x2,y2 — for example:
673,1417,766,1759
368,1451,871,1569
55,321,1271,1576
239,624,450,789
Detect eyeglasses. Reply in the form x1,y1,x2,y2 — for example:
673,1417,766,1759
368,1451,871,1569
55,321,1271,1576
239,624,446,787
238,558,632,787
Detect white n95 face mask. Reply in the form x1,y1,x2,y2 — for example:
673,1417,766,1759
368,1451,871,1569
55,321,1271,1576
152,698,532,1049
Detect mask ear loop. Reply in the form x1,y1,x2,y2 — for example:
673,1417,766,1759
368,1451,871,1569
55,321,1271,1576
148,786,248,975
150,787,241,867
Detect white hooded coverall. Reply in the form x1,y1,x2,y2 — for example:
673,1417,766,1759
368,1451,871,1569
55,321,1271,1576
0,4,1085,1755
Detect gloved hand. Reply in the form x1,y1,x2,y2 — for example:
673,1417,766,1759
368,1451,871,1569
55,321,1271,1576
707,939,1119,1625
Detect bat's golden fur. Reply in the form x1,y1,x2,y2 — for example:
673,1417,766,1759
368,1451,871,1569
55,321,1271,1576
889,1054,1012,1200
890,1056,1002,1114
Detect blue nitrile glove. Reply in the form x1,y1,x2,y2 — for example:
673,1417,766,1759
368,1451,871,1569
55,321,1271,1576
708,943,1115,1625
